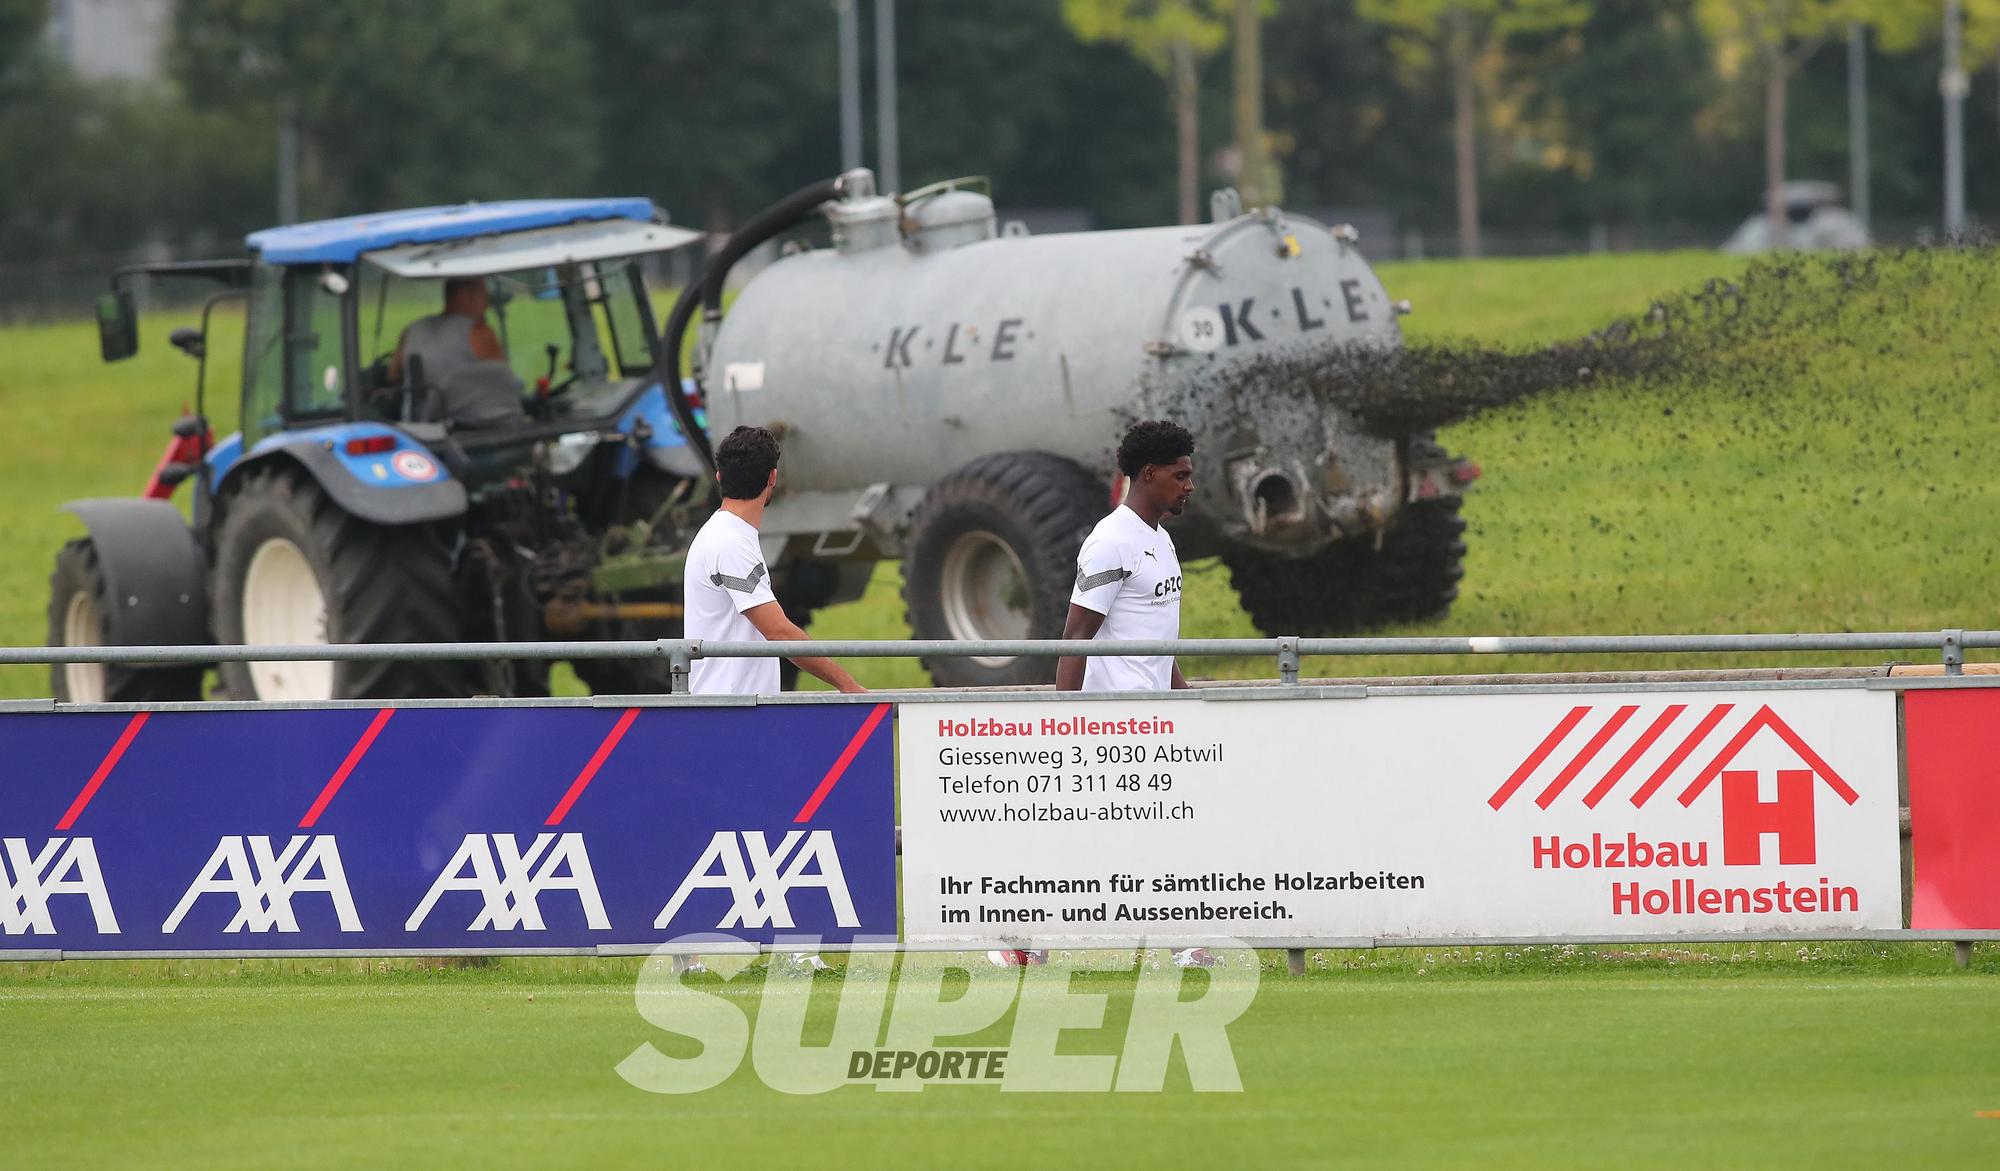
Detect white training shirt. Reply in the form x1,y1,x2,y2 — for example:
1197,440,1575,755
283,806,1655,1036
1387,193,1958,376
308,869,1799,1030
1069,504,1183,691
684,509,782,696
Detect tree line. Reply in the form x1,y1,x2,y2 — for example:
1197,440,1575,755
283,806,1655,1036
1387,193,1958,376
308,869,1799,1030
0,0,1994,267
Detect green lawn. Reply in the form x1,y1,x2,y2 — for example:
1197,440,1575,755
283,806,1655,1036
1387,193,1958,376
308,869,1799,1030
2,949,1996,1165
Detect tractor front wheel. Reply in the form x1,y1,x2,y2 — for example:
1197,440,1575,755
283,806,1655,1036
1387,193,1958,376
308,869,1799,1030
212,467,473,700
46,538,205,703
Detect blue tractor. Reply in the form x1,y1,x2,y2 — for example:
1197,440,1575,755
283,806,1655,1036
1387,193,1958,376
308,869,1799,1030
48,198,761,701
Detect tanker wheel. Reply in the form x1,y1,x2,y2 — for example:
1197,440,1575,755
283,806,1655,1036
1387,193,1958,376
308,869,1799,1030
1363,495,1467,625
46,538,206,703
211,467,474,700
902,452,1107,688
1225,497,1467,637
1223,540,1370,637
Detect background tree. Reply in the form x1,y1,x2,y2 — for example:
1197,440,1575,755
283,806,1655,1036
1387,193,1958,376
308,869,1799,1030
0,1,268,265
1355,0,1590,256
580,0,832,234
1687,0,1992,247
1062,0,1230,223
0,0,45,75
172,0,597,221
1495,1,1723,234
1262,3,1450,232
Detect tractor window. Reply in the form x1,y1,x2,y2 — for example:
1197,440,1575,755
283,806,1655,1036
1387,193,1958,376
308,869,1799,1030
282,267,350,420
595,259,657,376
348,261,654,396
358,264,448,370
241,262,287,445
487,265,613,387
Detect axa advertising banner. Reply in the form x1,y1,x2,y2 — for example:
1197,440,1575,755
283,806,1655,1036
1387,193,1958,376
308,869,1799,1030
899,690,1902,943
0,703,895,954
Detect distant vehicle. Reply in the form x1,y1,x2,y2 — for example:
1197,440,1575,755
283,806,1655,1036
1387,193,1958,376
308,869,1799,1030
1723,181,1871,253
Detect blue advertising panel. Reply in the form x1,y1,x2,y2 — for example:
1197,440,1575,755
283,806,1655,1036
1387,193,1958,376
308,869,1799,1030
0,703,895,956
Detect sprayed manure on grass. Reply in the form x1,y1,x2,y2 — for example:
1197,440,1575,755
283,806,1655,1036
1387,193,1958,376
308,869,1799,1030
1173,244,1999,437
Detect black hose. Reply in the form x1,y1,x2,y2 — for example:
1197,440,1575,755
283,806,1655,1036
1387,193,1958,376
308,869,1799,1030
654,176,847,478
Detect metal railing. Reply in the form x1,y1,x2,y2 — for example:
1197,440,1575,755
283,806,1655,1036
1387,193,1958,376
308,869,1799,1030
5,628,1994,693
5,630,1992,968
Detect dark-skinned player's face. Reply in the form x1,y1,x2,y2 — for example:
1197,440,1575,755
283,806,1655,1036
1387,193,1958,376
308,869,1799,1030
1140,456,1195,517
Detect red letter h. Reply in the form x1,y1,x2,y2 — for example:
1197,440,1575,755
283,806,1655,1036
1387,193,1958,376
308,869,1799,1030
1721,769,1817,865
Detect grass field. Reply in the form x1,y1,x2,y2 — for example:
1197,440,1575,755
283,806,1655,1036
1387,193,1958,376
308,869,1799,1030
3,946,1998,1166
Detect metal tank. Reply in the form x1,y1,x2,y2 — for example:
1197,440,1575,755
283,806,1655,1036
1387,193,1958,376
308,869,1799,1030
698,171,1474,687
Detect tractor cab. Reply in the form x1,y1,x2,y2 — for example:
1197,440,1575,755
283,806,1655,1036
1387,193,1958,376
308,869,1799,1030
251,203,698,443
59,200,713,704
97,200,706,498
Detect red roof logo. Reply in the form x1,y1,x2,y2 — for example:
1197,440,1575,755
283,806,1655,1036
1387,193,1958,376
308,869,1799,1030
1487,703,1859,812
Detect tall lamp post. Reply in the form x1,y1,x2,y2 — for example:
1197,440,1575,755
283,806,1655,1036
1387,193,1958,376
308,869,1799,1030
876,0,900,194
835,0,863,172
1848,24,1869,233
1943,0,1968,237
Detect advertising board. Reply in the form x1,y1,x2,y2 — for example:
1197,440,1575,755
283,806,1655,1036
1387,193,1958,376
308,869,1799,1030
898,690,1903,944
0,703,895,954
1905,688,2000,931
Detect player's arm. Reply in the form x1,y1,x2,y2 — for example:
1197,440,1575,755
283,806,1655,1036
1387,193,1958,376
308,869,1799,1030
1055,603,1107,692
743,601,867,693
1171,661,1190,690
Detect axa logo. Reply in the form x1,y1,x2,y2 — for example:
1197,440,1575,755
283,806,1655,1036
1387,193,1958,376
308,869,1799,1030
1,837,119,935
655,830,858,930
406,832,609,932
1488,703,1860,866
163,835,361,934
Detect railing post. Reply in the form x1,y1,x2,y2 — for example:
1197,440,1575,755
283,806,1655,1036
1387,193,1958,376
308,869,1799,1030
1277,636,1300,686
1955,941,1974,969
1942,629,1964,676
667,641,692,694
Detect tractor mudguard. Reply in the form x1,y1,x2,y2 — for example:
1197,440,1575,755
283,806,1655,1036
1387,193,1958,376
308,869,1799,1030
619,383,707,480
61,498,211,649
220,429,468,526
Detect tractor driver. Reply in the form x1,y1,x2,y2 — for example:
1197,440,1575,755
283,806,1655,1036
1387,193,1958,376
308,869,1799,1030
387,276,525,428
388,276,505,386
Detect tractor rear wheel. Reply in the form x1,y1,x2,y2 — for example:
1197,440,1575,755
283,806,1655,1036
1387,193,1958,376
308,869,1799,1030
46,538,206,703
211,467,473,700
902,452,1107,688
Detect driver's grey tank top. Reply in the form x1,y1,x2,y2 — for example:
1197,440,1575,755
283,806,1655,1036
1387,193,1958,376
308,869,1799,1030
401,313,480,387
